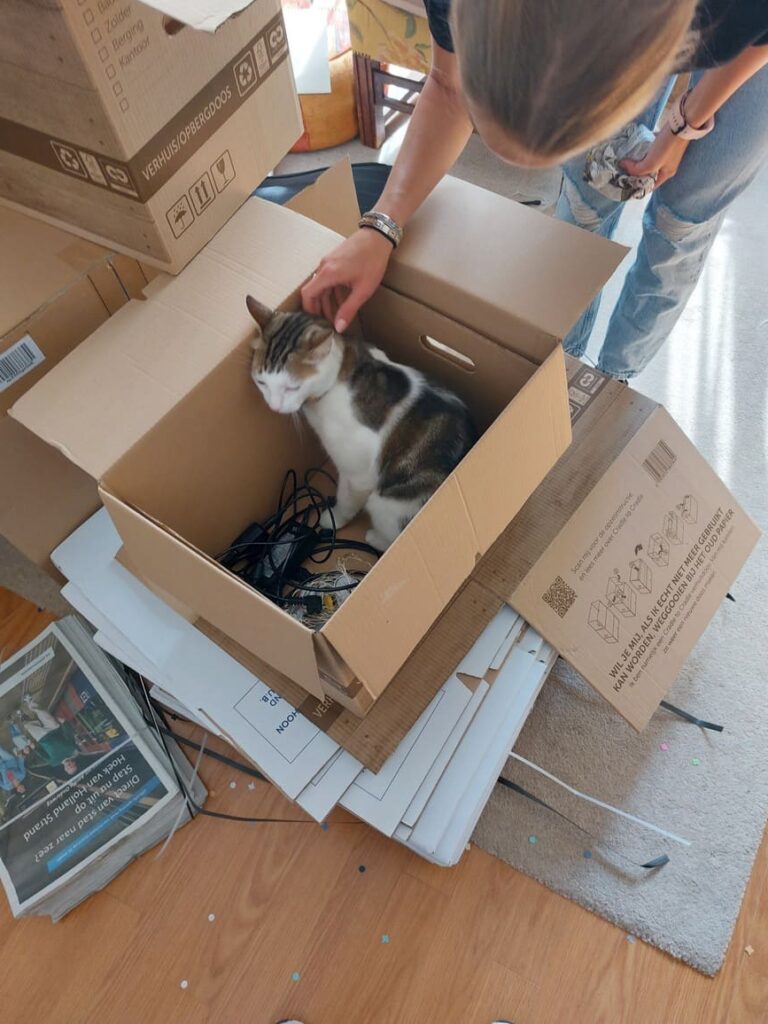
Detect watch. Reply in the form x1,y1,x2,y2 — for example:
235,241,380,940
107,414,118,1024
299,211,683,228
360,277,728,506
668,90,715,140
359,210,403,248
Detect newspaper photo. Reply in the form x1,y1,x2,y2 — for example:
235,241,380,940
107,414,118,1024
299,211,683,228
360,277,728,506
0,623,177,916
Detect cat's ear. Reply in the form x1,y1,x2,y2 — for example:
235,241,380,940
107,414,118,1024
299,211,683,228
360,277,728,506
246,294,273,329
306,326,334,363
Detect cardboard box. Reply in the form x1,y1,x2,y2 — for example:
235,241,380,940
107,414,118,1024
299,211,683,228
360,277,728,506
475,358,761,730
0,0,301,273
10,162,624,714
0,205,149,576
183,356,759,762
89,355,762,763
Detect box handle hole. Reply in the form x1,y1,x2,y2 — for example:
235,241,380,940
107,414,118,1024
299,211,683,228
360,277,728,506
162,16,186,35
420,335,476,372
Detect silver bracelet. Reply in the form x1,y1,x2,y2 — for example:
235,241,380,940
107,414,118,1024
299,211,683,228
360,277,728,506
359,210,403,248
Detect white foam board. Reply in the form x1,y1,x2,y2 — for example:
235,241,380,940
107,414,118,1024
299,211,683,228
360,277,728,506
489,615,525,670
430,643,557,866
400,679,489,829
340,673,471,836
54,511,339,799
456,606,519,679
405,632,548,860
295,749,363,822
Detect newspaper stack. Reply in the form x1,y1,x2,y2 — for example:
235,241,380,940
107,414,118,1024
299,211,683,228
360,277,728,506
53,511,556,866
0,617,205,920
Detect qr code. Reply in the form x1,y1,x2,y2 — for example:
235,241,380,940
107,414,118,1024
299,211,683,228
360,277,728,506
542,576,577,618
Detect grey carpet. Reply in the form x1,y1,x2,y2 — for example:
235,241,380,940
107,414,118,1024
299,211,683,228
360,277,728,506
474,163,768,975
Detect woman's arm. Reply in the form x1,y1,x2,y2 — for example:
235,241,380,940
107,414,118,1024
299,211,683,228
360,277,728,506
363,42,473,226
302,42,472,332
685,44,768,126
623,46,768,185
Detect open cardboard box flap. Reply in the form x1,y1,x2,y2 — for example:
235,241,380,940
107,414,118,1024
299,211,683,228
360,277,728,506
0,206,152,574
10,184,345,480
11,161,629,708
121,0,256,33
11,160,622,480
388,176,627,357
0,207,114,340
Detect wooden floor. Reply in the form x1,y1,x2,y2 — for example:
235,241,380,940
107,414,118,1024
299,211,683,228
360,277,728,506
0,589,766,1024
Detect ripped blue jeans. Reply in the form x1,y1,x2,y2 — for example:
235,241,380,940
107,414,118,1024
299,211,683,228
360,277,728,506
558,65,768,378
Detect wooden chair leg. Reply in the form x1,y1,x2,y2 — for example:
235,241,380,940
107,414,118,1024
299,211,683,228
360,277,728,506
353,53,386,149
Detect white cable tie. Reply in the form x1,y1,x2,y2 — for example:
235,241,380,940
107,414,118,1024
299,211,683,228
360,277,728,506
508,752,691,847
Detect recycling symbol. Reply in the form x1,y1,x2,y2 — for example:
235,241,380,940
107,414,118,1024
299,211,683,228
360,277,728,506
233,53,257,96
50,141,87,178
59,148,80,171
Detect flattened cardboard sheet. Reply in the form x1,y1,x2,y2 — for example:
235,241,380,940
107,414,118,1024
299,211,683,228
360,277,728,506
10,198,341,481
478,359,761,730
512,406,760,729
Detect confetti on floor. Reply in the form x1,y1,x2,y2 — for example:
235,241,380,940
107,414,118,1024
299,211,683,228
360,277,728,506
358,865,366,873
180,980,189,990
691,758,701,766
626,935,636,944
381,934,390,944
528,835,538,845
583,850,593,859
247,782,256,791
207,913,216,923
229,781,237,789
745,945,755,956
660,743,669,751
291,972,301,982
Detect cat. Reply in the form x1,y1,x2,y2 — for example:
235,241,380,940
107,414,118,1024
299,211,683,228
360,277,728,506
246,295,477,551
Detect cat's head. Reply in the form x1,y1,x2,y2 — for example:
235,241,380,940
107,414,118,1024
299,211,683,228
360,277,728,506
246,295,340,414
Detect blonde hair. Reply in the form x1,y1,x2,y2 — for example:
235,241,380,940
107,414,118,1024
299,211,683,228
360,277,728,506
452,0,698,158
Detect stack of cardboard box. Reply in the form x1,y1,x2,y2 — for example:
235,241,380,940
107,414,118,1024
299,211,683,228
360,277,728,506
1,2,759,790
0,0,301,575
0,0,298,271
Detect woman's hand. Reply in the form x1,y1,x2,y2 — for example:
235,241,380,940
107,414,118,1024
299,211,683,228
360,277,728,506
621,125,690,187
301,228,395,332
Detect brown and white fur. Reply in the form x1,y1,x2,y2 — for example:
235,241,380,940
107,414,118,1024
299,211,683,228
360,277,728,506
247,295,476,551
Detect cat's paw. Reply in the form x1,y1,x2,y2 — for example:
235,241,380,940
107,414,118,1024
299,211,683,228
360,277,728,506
365,528,389,552
320,507,351,530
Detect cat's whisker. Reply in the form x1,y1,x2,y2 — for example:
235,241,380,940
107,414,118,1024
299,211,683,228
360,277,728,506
291,411,306,440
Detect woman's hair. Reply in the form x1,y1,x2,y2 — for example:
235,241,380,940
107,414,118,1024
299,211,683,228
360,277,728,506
451,0,698,158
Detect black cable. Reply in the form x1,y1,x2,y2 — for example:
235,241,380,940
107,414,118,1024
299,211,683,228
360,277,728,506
496,776,669,870
128,671,362,826
218,468,343,561
659,700,724,732
139,709,267,780
217,468,380,616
